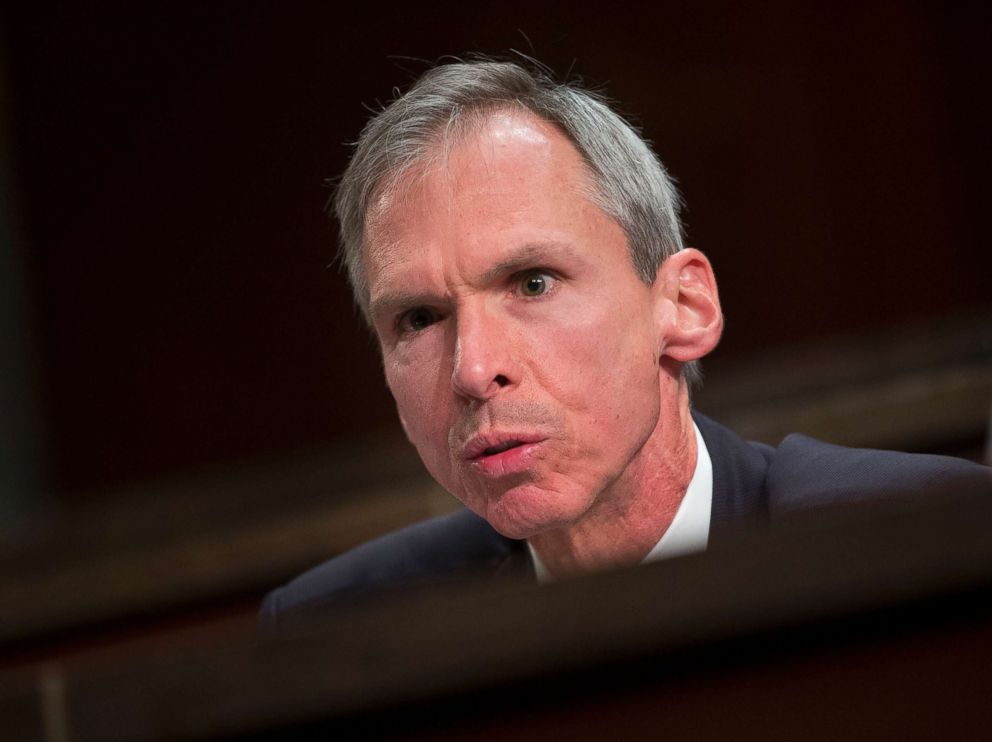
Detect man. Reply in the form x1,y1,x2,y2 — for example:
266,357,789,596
261,60,988,629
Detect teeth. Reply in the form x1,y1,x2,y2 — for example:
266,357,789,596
484,441,519,456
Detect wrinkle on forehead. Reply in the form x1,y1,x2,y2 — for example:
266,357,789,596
363,108,607,284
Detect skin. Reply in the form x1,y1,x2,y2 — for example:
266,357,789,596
364,110,723,577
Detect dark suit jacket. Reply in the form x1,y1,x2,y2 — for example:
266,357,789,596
259,413,990,632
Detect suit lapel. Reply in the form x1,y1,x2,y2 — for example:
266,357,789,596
693,411,773,546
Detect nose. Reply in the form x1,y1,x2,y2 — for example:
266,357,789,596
451,305,515,401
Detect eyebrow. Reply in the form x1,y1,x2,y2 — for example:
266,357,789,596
369,241,580,320
479,241,579,284
369,290,440,322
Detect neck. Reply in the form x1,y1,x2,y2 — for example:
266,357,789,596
528,376,698,577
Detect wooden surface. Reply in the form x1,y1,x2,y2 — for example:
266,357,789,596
1,479,990,740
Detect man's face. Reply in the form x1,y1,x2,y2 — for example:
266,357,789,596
364,111,669,539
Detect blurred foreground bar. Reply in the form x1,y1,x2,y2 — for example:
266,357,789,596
1,478,990,741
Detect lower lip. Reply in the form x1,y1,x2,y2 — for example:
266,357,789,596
470,441,544,478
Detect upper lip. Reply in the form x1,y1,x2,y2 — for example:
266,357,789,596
462,432,545,460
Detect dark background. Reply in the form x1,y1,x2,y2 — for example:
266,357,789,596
2,1,989,499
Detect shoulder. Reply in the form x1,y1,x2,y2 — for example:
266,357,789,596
765,433,991,516
259,508,519,632
693,410,990,527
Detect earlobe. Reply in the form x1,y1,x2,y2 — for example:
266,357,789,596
656,248,723,364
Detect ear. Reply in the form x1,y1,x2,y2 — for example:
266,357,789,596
654,248,723,363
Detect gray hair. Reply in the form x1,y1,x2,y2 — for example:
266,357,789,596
333,59,701,385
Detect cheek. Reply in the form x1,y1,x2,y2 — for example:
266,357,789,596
533,296,659,413
385,346,452,452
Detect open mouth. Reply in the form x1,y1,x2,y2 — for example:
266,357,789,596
463,434,544,466
465,436,544,476
481,440,523,457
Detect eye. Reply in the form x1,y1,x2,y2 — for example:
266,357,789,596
397,307,440,334
518,270,555,297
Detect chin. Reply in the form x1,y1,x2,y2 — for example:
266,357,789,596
481,483,590,540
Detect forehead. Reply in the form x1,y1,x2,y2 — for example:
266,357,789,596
362,110,605,278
